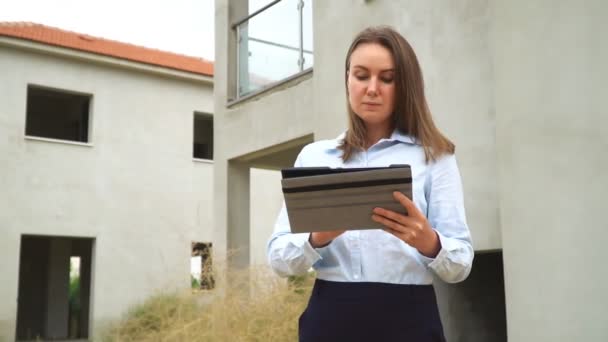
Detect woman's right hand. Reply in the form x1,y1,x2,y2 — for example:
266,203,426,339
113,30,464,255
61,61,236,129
309,230,345,248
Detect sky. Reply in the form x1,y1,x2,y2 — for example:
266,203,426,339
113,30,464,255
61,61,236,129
0,0,314,89
0,0,216,60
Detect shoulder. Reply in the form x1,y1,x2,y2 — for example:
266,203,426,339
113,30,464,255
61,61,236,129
428,152,461,180
295,136,343,166
432,152,457,167
300,139,340,155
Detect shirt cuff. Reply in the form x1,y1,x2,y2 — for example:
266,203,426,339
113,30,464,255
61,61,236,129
418,230,458,269
298,233,324,265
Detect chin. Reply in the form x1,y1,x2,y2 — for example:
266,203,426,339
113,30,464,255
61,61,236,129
355,111,392,125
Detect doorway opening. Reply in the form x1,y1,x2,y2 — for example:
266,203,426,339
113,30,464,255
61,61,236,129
435,251,507,342
15,235,94,341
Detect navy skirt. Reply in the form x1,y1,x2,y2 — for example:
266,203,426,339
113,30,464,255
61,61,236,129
299,279,446,342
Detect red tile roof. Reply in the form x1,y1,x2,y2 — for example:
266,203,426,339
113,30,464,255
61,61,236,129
0,22,213,77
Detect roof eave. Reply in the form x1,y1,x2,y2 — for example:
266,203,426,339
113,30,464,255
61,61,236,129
0,35,214,85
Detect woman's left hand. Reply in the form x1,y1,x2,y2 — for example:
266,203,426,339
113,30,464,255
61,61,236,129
372,191,441,258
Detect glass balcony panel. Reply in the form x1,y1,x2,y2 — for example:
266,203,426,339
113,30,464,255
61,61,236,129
237,0,313,98
302,0,314,70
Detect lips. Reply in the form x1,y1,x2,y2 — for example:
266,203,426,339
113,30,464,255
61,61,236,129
362,102,381,106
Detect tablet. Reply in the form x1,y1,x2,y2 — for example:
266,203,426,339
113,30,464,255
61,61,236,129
281,165,412,233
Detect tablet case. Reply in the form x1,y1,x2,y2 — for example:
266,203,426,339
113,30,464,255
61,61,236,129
281,165,412,233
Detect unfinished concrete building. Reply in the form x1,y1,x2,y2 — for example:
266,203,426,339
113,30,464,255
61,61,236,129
0,22,215,341
213,1,607,341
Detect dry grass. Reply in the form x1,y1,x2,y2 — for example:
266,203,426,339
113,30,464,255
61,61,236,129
100,265,314,342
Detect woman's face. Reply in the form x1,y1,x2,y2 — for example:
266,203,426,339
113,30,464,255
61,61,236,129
347,43,396,129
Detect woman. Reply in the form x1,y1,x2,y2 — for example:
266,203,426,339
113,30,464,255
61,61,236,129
267,26,474,341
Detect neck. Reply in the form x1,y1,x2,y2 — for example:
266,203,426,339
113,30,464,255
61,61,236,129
364,123,393,149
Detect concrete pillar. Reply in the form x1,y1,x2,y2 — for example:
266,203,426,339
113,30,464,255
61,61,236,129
214,0,246,267
2,233,22,342
227,160,251,269
44,237,70,339
250,168,283,265
492,1,608,340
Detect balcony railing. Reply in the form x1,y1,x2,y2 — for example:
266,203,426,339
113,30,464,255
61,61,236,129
233,0,313,100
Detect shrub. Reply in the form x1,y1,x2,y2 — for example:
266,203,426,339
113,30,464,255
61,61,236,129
101,266,315,342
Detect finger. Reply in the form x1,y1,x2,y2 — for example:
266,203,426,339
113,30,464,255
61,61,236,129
372,214,419,235
372,207,419,227
393,191,424,218
372,214,403,232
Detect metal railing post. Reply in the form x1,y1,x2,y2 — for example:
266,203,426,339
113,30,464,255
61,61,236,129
297,0,304,71
236,25,241,99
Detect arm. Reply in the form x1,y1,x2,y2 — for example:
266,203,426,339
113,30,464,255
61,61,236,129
266,203,324,277
266,146,335,277
370,154,474,283
421,153,474,283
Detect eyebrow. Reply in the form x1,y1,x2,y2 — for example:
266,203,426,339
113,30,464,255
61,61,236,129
352,65,395,72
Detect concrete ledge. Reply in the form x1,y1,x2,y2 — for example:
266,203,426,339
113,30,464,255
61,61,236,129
227,68,313,108
25,135,94,147
193,158,214,164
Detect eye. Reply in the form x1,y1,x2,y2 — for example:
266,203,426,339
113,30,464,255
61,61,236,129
381,76,394,84
354,74,369,81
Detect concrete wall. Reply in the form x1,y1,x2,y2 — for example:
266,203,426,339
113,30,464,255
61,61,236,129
0,43,215,341
214,0,608,340
250,168,283,266
493,1,608,340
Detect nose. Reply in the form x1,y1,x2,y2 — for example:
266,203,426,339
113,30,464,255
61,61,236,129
367,77,379,96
